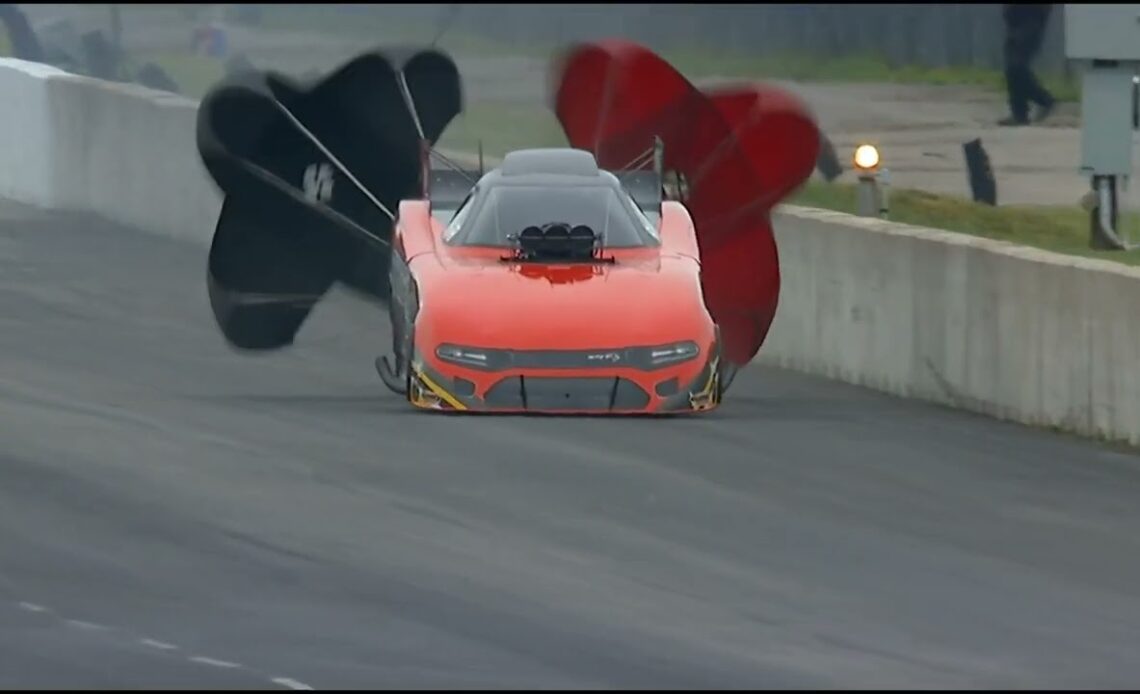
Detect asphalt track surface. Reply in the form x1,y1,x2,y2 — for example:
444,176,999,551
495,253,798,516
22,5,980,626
3,200,1140,689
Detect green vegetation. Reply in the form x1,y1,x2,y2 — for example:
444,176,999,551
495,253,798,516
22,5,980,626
251,7,522,58
0,7,225,98
661,50,1079,102
438,103,566,159
789,181,1140,266
131,50,225,98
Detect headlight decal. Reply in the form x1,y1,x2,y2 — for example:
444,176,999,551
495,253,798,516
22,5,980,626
648,341,700,366
433,342,701,371
435,344,493,368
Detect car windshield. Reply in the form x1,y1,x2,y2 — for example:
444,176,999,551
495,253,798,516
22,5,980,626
446,183,659,248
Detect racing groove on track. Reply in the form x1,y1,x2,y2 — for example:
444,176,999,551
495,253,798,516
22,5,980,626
2,200,1140,688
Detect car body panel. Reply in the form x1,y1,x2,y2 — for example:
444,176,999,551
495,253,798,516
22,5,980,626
392,192,722,414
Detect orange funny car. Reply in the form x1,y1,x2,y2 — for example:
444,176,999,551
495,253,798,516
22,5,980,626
376,148,723,414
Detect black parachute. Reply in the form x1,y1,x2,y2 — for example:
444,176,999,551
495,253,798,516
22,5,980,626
196,47,462,350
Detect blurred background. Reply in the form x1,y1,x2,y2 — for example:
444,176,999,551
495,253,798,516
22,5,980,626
3,3,1137,262
1,4,1074,93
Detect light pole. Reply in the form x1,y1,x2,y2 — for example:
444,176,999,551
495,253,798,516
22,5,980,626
853,144,888,219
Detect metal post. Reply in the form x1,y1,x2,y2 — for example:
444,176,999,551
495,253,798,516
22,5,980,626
1089,174,1128,250
878,168,891,218
855,175,881,218
852,143,883,218
652,136,664,178
420,139,431,198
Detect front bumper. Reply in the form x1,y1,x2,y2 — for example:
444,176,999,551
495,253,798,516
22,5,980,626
408,346,722,415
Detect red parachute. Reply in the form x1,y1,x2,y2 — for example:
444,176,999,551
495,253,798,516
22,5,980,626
551,40,820,367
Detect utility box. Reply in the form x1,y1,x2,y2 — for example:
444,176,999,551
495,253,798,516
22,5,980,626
1065,4,1140,61
1079,68,1135,175
1064,4,1140,248
1066,4,1140,175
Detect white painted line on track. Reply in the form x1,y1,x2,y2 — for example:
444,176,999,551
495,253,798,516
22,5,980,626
189,655,243,669
11,598,316,690
64,618,109,631
272,677,316,691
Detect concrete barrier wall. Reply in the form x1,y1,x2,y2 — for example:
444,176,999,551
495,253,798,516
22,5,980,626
0,58,1136,444
0,59,67,208
762,207,1140,445
0,58,222,244
43,74,223,245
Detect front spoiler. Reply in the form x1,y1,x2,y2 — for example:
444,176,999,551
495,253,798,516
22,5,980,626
407,351,722,415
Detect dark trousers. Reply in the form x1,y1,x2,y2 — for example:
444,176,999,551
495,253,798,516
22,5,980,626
1004,18,1053,122
1005,63,1054,122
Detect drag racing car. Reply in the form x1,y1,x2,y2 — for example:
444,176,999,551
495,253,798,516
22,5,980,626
194,42,820,415
380,146,722,413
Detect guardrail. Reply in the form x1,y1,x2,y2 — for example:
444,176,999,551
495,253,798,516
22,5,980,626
1,57,1136,445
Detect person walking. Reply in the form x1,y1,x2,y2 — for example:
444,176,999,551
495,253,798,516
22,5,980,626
999,3,1056,126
